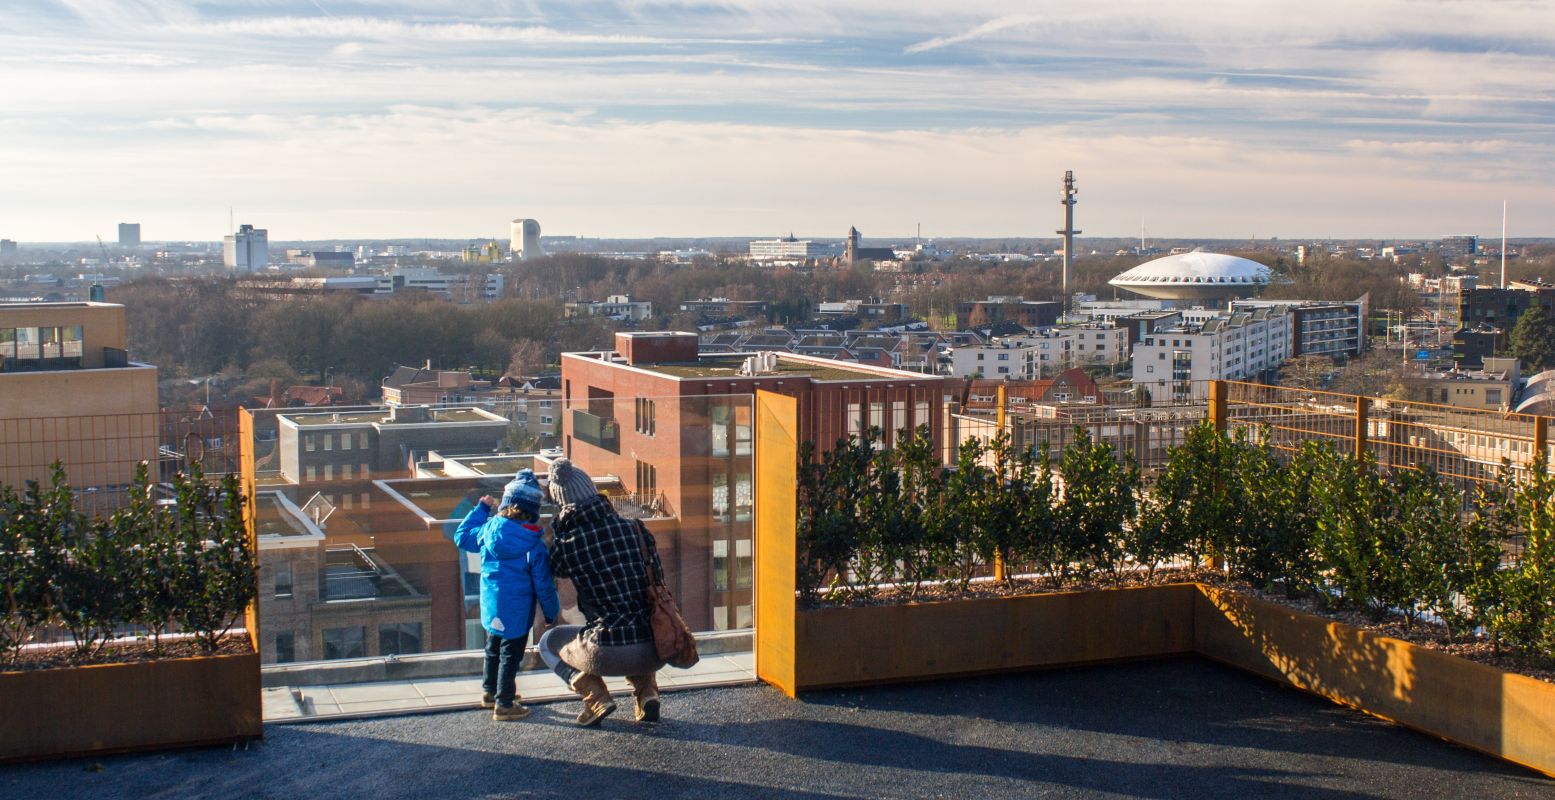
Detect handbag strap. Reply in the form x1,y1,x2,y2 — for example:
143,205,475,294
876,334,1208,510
634,520,661,590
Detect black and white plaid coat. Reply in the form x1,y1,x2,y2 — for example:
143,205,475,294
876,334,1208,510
549,495,663,647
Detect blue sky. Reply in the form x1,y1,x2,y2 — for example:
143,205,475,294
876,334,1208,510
2,0,1552,241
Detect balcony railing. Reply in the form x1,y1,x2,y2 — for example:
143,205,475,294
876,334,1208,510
572,408,620,453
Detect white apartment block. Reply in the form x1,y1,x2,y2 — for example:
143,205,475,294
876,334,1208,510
947,326,1127,379
1131,307,1293,405
748,237,842,261
565,294,654,321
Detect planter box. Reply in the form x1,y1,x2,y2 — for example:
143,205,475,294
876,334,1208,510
792,583,1198,690
0,640,262,763
1194,585,1555,779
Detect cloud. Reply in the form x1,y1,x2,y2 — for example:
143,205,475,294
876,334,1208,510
905,14,1041,54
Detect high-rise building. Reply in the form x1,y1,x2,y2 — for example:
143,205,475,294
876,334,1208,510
117,223,141,248
223,224,269,272
1441,235,1479,264
510,218,543,261
0,239,16,264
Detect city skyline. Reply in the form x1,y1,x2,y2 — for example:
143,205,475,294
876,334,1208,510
2,1,1553,241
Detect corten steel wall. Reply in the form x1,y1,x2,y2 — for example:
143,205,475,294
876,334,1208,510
754,390,799,697
793,586,1199,690
1195,585,1555,779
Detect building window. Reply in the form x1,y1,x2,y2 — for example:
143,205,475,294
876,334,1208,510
358,432,369,449
305,435,316,452
846,402,862,438
712,473,730,523
274,631,295,663
360,463,370,478
379,622,422,656
636,460,657,499
341,464,353,480
324,464,334,482
892,401,906,437
274,562,293,597
735,473,753,522
713,540,729,591
323,626,365,660
1487,389,1502,405
340,433,352,450
736,538,753,589
323,435,332,451
635,398,656,436
304,466,316,482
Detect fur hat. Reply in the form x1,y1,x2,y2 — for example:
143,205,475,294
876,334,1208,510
500,469,544,517
546,457,598,508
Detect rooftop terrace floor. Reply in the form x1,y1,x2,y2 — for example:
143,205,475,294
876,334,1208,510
4,657,1549,799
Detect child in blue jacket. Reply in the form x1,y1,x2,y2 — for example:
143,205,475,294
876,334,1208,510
451,469,561,721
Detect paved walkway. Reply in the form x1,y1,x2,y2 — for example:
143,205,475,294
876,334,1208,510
5,658,1550,799
263,652,755,720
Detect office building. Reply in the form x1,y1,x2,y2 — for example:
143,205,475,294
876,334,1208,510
1455,282,1555,367
117,223,141,248
275,405,508,485
1441,235,1479,264
749,235,842,262
223,224,269,272
0,301,158,491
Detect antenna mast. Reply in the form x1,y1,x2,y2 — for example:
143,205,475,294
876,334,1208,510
1057,171,1081,318
1501,200,1507,289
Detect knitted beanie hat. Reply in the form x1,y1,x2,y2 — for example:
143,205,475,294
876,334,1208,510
500,469,544,517
547,457,597,507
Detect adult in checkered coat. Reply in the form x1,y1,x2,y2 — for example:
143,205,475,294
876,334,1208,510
538,457,667,726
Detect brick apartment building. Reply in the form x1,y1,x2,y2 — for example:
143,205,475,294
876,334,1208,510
560,332,947,631
956,296,1061,331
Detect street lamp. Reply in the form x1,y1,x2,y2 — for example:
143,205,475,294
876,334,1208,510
187,376,213,407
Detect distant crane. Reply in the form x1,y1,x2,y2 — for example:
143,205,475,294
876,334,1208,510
95,235,110,267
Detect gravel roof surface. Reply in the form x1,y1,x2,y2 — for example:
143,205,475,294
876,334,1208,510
4,657,1549,799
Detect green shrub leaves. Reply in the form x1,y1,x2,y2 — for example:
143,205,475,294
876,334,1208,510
0,462,256,665
797,422,1555,662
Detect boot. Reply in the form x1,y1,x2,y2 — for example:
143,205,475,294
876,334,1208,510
626,674,660,723
569,673,616,727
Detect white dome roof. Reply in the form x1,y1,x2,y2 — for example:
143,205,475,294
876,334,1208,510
1109,250,1272,300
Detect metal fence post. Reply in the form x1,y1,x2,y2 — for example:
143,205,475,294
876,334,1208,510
1208,380,1228,433
993,383,1007,583
1354,396,1371,461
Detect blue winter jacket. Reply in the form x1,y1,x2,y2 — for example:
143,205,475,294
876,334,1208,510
451,503,561,640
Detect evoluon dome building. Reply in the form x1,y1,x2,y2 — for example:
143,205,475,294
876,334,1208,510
1109,249,1272,301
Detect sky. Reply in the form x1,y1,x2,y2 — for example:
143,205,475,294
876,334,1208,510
2,0,1553,242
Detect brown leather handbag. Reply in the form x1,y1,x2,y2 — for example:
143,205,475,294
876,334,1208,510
636,521,700,668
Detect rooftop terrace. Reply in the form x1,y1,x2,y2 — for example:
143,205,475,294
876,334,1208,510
5,658,1545,799
645,356,888,381
282,408,501,426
